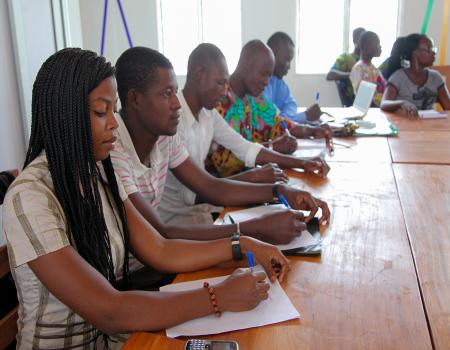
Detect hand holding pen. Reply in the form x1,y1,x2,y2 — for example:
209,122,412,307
312,92,334,155
280,119,292,137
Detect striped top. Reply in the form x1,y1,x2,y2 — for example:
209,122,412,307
2,153,128,349
110,114,189,209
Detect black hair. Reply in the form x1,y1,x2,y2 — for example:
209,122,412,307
115,46,173,109
25,47,130,289
384,34,428,79
0,171,16,204
359,31,378,51
267,32,294,50
186,43,226,79
352,27,366,44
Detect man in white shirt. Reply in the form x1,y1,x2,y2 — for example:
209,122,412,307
159,43,330,225
112,46,330,242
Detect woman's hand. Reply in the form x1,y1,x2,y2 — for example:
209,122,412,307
400,101,419,118
215,268,270,312
272,134,298,154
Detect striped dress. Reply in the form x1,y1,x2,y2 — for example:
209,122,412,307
3,153,128,349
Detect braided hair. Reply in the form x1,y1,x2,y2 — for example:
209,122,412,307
24,48,130,288
384,34,428,80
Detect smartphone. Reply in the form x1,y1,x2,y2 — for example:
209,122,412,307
184,339,239,350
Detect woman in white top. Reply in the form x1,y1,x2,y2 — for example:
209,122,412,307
381,34,450,116
3,48,290,349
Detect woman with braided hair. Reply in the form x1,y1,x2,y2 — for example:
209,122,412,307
2,48,290,349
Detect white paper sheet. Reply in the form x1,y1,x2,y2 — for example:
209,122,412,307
161,266,300,338
293,138,326,159
418,109,448,119
225,205,320,250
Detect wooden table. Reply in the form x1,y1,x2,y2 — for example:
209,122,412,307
393,164,450,350
122,108,450,350
389,131,450,165
123,164,432,350
384,111,450,131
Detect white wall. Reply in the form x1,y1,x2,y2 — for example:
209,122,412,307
0,0,25,171
79,0,159,65
78,0,450,108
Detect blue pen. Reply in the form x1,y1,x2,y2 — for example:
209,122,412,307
315,91,320,103
246,251,255,271
279,119,291,137
278,193,290,208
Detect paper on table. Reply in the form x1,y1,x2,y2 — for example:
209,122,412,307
418,109,448,119
354,112,397,136
293,138,326,159
226,204,320,250
161,266,300,338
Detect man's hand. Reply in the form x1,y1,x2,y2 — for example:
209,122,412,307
305,103,322,122
272,134,297,154
278,185,330,225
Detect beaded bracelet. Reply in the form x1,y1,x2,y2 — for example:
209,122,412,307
203,281,222,317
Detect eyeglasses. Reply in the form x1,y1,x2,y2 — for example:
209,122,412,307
416,47,437,54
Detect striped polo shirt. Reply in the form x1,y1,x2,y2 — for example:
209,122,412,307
3,153,128,349
110,114,189,208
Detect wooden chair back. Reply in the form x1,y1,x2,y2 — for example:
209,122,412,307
0,169,18,349
0,246,18,349
431,65,450,84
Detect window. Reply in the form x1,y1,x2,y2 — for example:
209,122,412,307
296,0,399,74
158,0,241,76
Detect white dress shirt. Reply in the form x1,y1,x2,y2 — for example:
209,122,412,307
158,92,263,224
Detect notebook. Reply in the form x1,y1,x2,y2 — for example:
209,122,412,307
418,109,448,119
326,81,377,120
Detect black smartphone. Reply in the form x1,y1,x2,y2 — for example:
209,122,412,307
281,217,322,256
185,339,239,350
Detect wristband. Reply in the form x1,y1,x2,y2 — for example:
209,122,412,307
272,183,281,200
231,233,243,261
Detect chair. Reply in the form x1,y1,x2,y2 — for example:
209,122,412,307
431,65,450,84
0,246,18,349
0,170,18,349
335,80,355,107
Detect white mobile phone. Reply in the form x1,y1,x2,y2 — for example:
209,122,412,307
184,339,239,350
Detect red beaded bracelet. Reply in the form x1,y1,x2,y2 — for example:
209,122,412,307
203,282,222,317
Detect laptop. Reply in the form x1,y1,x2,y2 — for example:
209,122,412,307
322,80,377,121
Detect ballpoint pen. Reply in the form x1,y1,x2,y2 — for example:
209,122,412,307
279,119,291,137
246,251,255,272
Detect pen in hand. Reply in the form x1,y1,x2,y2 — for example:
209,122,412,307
246,251,255,272
278,193,290,208
280,119,292,137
